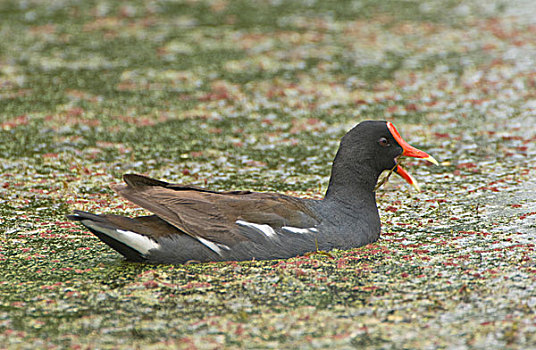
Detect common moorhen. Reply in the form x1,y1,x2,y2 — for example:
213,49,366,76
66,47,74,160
67,120,437,264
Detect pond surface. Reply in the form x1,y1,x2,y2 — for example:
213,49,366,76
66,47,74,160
1,0,535,348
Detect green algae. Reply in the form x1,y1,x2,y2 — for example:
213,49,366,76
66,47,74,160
1,0,536,348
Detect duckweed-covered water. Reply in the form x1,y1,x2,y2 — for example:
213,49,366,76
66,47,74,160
1,0,535,348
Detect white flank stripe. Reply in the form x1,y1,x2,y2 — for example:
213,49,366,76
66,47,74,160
115,229,161,255
282,226,318,234
236,220,277,239
197,237,227,255
83,220,160,255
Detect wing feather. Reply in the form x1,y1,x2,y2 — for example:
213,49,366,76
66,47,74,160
111,174,319,246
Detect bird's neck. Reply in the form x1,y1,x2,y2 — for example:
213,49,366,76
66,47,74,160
323,161,379,205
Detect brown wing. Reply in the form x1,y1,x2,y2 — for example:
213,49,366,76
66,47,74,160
111,174,319,246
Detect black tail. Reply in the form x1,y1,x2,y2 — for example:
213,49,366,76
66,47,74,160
67,210,149,262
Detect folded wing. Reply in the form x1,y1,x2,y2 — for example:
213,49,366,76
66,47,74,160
111,174,319,247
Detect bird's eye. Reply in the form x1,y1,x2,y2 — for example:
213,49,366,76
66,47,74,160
378,137,390,147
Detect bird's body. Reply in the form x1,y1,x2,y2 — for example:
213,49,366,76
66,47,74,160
68,120,437,264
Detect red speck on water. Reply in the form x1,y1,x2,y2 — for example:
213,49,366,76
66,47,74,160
294,268,307,276
405,103,418,111
520,212,536,220
143,280,159,289
456,162,477,169
43,153,59,158
1,115,28,129
385,206,398,212
359,286,379,291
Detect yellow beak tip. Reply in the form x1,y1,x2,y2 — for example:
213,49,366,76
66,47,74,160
425,155,439,166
